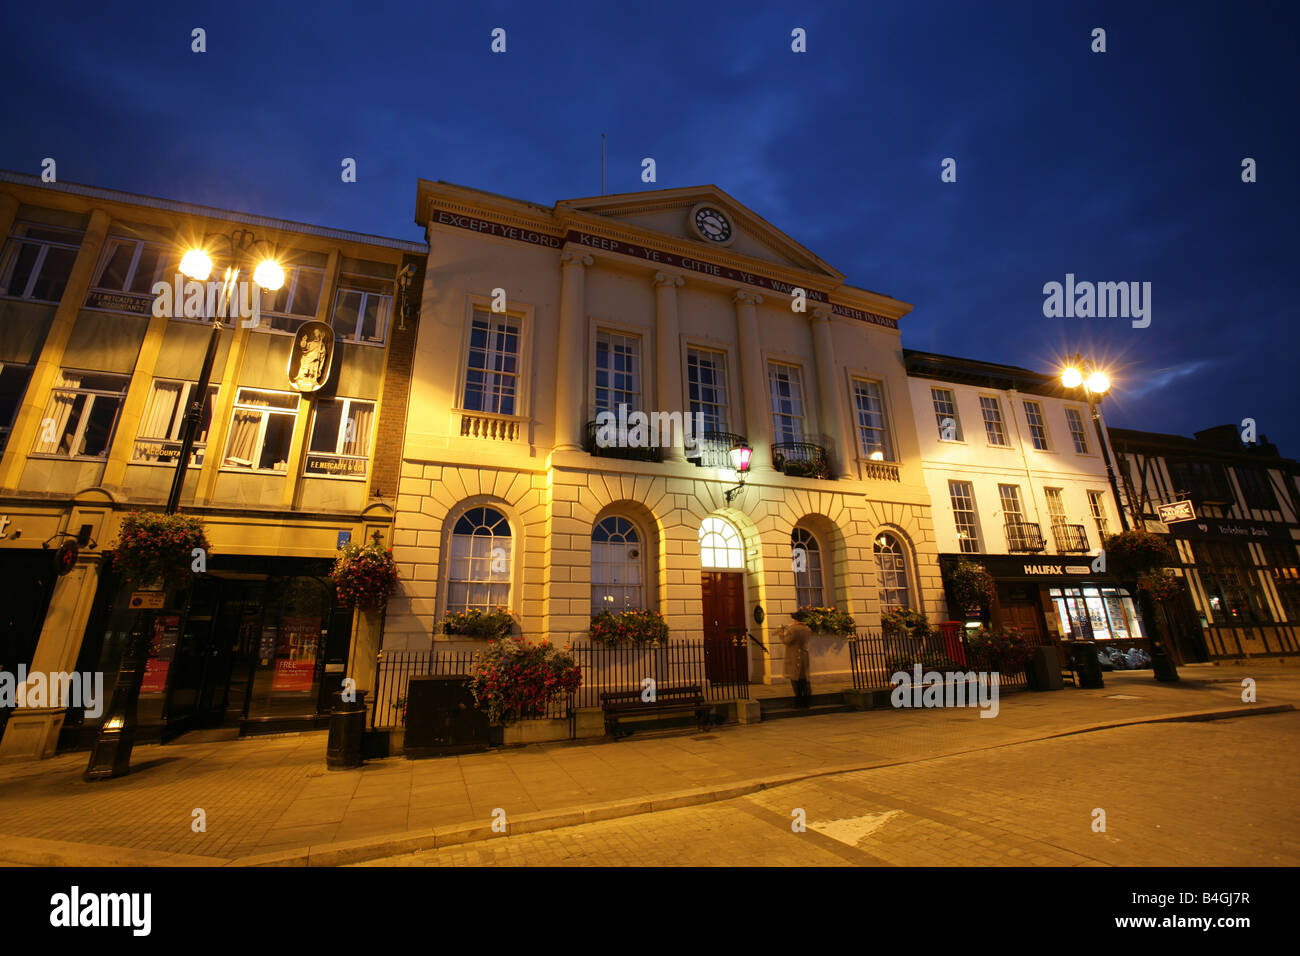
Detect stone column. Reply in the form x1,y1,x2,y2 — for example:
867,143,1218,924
654,272,686,462
553,250,592,452
0,208,111,491
810,307,852,478
733,291,773,474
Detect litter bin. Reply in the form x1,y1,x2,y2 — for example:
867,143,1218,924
326,690,367,770
1027,644,1064,691
1068,641,1104,689
1149,639,1180,682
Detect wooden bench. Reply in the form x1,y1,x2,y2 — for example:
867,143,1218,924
600,685,711,739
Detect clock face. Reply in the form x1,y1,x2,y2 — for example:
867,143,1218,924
691,205,732,244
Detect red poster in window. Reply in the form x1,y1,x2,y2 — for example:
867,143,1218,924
271,617,321,692
140,614,180,695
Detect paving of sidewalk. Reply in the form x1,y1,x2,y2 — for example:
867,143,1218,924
0,662,1294,865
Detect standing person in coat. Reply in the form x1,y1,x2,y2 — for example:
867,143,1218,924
780,615,813,707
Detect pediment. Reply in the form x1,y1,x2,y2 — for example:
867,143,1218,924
556,186,844,281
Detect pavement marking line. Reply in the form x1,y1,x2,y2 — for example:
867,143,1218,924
811,765,1111,867
727,797,896,867
809,810,903,847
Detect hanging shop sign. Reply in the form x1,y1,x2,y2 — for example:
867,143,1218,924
1168,518,1290,542
1157,500,1196,524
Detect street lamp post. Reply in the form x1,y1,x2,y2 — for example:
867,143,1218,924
1061,354,1130,532
84,231,283,781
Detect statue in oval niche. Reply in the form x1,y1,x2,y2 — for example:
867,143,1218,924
288,320,335,393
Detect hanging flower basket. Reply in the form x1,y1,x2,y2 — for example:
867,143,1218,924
944,559,996,616
588,609,670,645
112,511,210,590
966,626,1034,673
330,542,399,610
880,606,932,641
443,608,514,639
792,606,856,636
1138,567,1185,603
468,638,582,726
1103,530,1176,579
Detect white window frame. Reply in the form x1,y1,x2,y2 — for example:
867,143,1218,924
445,506,513,615
262,265,327,334
1088,490,1111,542
874,533,911,613
700,516,745,570
331,280,392,346
594,329,643,415
31,370,130,459
851,377,894,461
1023,400,1052,451
0,224,82,302
591,515,645,614
949,479,981,553
979,394,1009,447
931,387,963,442
304,397,375,480
686,347,731,433
131,379,219,467
792,527,826,608
90,237,168,297
1065,406,1090,454
768,362,806,445
220,387,299,473
462,308,523,416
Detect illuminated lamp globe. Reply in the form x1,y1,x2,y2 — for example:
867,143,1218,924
1060,367,1083,389
253,259,285,291
179,249,212,281
1086,371,1111,394
729,442,752,474
869,450,885,461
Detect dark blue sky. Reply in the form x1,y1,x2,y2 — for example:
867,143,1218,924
3,1,1296,452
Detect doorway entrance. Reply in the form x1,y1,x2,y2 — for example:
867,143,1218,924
701,571,747,683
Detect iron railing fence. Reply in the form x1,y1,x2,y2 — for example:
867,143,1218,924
849,626,1052,692
687,430,748,469
1004,520,1046,553
771,441,832,479
1052,523,1090,553
372,637,751,731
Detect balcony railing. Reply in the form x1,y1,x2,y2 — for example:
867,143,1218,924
1004,520,1046,553
859,459,900,482
584,420,663,462
459,410,525,442
687,430,747,469
772,442,832,480
1053,523,1090,553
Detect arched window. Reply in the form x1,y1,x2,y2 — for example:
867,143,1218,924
791,527,825,608
874,533,911,612
447,506,512,613
591,516,643,613
699,516,744,569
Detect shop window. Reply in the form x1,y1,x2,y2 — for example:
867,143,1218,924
32,370,129,458
1051,586,1143,641
132,379,218,465
687,348,730,432
262,265,325,333
979,395,1008,447
768,363,806,445
462,309,520,415
223,387,299,472
948,480,981,553
591,516,643,613
874,533,911,612
0,223,81,301
1195,539,1269,624
304,398,373,478
1022,400,1051,451
0,362,35,455
331,277,392,345
852,378,894,460
930,387,962,441
447,506,512,613
791,527,825,608
595,330,641,415
1065,407,1090,454
699,516,744,570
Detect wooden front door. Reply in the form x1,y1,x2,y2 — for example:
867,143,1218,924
1001,603,1045,641
701,571,747,684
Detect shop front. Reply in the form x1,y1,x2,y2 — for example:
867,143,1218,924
61,553,353,748
941,553,1147,651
